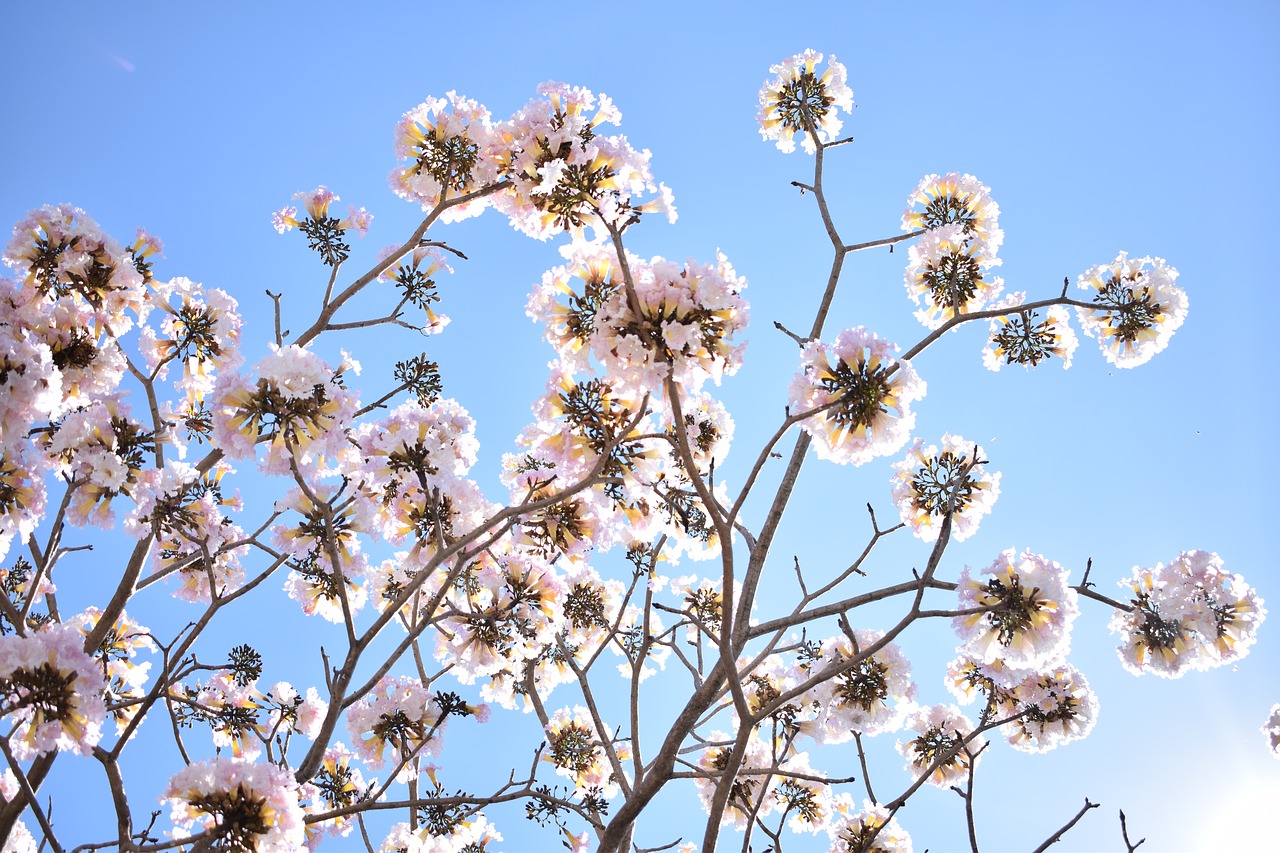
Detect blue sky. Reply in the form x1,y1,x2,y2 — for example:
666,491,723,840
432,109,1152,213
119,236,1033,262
3,2,1278,850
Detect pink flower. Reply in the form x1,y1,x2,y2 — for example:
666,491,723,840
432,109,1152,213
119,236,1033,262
164,758,305,852
0,624,108,759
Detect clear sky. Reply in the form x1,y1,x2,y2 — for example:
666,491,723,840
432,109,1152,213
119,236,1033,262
2,2,1278,851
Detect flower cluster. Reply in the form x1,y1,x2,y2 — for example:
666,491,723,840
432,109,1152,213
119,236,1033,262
125,461,249,602
943,656,1097,753
954,549,1079,670
790,327,925,465
758,49,854,154
981,291,1079,371
902,173,1003,260
895,704,982,788
4,203,148,338
390,91,500,221
273,186,371,267
0,769,37,853
164,758,306,852
1075,252,1187,368
544,704,620,796
211,344,360,474
139,276,243,403
903,223,1003,329
527,244,749,396
303,742,371,841
807,631,915,742
73,607,155,735
694,730,777,830
1110,550,1264,678
377,813,503,853
994,664,1098,753
389,83,675,240
379,244,454,335
494,82,675,240
889,435,1000,542
826,796,913,853
1264,705,1280,760
346,675,447,782
43,398,155,527
0,624,107,759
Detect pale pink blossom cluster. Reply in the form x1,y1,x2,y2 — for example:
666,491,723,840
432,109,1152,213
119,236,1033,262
758,50,855,154
434,552,566,685
789,327,926,465
389,83,674,239
943,656,1098,753
273,484,371,623
346,675,446,782
273,185,372,236
825,796,913,853
527,244,749,397
0,623,107,759
544,704,622,796
124,461,249,603
0,770,36,853
303,742,371,841
1264,705,1280,760
390,91,501,222
44,397,149,527
895,703,983,788
211,344,361,474
694,730,777,829
139,276,243,403
266,681,328,741
377,813,503,853
377,244,454,334
808,631,916,742
460,559,626,712
980,291,1079,371
1075,252,1187,368
903,223,1004,329
994,664,1098,753
1109,550,1265,678
164,758,306,852
954,549,1079,670
493,82,675,240
179,670,267,759
506,366,660,555
72,607,155,735
889,435,1000,543
4,203,149,337
771,751,834,835
902,173,1003,261
345,398,492,558
0,441,48,566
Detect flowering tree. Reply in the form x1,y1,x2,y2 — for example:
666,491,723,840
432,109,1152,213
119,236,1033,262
0,47,1268,853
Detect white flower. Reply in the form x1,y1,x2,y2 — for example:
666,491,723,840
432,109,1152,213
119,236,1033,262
896,704,983,788
981,291,1078,371
954,549,1079,670
1111,550,1265,677
1075,252,1187,368
789,327,925,466
826,795,913,853
995,663,1098,753
0,624,108,759
902,173,1003,262
890,435,1000,542
758,50,854,154
903,223,1003,329
1263,704,1280,760
164,759,305,852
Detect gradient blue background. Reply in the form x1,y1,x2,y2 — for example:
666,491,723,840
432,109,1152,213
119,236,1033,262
2,2,1276,850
